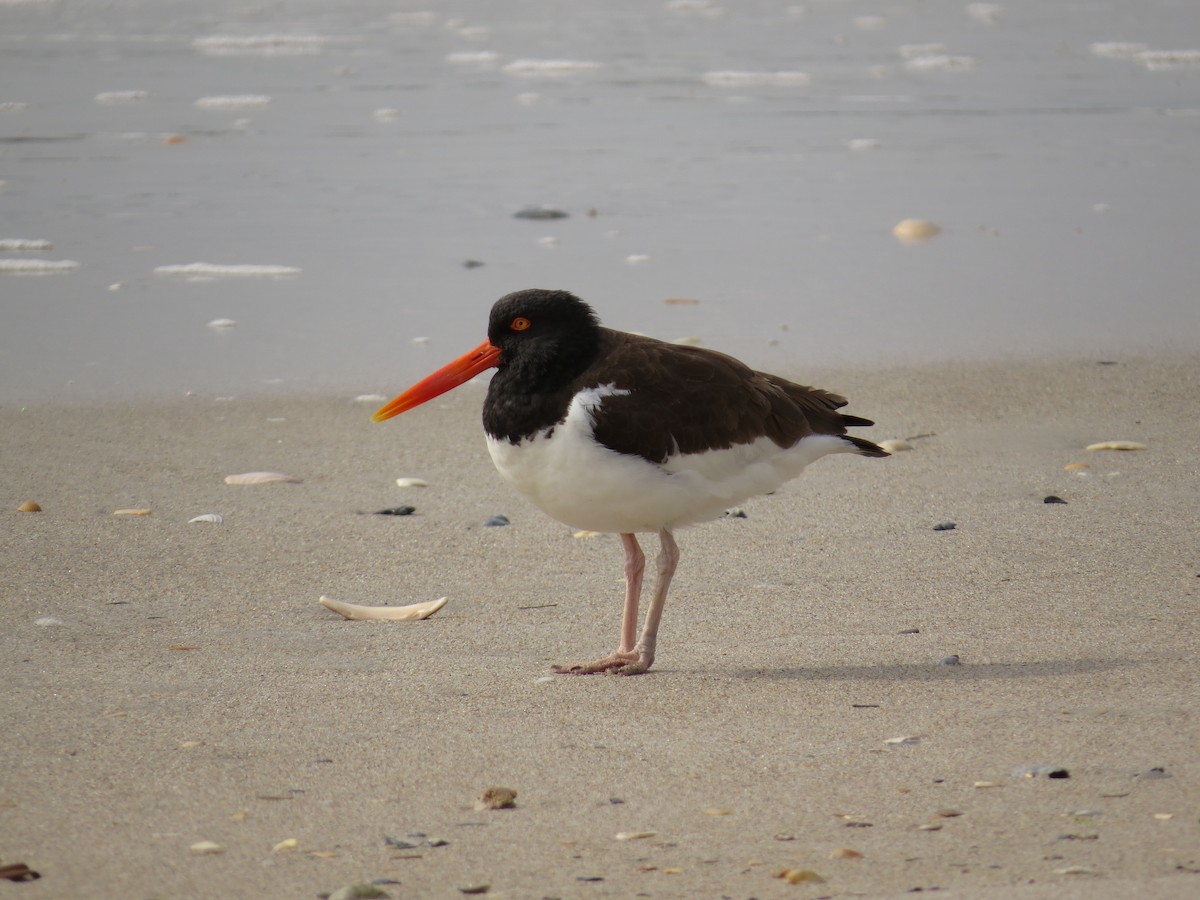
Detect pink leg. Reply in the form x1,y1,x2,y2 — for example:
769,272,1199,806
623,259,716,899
553,530,678,676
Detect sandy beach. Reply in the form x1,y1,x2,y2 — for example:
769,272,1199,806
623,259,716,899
3,354,1198,898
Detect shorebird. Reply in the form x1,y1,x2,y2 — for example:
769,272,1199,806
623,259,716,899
374,289,887,674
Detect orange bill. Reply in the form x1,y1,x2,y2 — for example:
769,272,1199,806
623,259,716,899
373,338,501,422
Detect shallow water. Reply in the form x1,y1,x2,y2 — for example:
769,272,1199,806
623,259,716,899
2,0,1198,403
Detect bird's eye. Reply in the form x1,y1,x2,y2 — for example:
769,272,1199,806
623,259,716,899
511,317,531,331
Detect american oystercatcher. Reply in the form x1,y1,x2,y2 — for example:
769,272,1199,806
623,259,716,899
374,289,887,675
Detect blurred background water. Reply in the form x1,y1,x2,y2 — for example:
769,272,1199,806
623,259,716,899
2,0,1198,403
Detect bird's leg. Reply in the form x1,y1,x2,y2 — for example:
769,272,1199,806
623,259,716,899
615,529,679,675
552,530,679,676
552,533,646,675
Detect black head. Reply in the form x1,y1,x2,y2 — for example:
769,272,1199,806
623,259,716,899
486,289,602,389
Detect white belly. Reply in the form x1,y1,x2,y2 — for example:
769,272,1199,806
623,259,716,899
485,387,852,534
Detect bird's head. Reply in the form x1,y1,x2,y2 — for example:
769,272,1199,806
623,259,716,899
373,289,600,422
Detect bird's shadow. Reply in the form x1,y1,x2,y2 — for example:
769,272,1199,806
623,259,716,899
724,657,1131,682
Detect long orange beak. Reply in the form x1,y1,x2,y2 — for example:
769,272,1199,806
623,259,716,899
372,338,501,422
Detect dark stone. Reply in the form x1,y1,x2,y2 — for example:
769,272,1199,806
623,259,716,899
933,521,956,531
1044,495,1067,504
485,514,510,527
514,206,568,220
375,505,416,516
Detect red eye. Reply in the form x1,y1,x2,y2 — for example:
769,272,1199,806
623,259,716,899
511,317,531,331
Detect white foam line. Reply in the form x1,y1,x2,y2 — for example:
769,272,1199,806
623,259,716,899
155,262,301,278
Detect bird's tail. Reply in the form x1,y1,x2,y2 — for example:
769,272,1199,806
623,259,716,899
843,433,890,457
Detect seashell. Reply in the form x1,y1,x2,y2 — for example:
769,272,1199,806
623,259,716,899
892,219,942,243
830,847,863,859
1064,462,1090,471
188,513,223,524
973,780,1004,788
1086,441,1147,451
189,841,225,854
475,786,517,810
319,595,447,621
884,735,921,746
224,471,302,484
273,838,299,853
615,831,657,841
113,508,152,516
772,869,824,885
17,500,41,512
206,318,237,328
394,477,428,488
878,439,913,452
918,822,943,831
573,530,604,538
704,808,734,816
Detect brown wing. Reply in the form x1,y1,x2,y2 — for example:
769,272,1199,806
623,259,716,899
584,330,885,464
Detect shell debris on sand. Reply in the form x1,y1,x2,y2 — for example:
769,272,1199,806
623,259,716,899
113,508,152,516
1086,440,1147,451
475,786,517,810
224,471,302,485
319,595,447,621
188,513,223,524
17,500,42,512
892,219,942,243
877,438,913,453
189,841,225,855
395,477,429,488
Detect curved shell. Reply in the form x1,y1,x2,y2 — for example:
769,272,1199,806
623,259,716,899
319,595,447,621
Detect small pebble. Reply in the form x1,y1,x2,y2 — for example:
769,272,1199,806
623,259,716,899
484,514,510,527
189,841,225,854
394,477,428,488
704,808,734,816
206,318,237,329
457,884,490,895
1064,462,1090,471
1044,495,1067,504
830,847,863,859
475,786,517,810
273,838,299,852
375,506,416,516
939,655,961,666
514,207,568,220
17,500,41,512
973,781,1004,789
932,521,956,531
898,627,921,634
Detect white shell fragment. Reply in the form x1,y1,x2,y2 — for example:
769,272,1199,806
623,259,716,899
395,477,429,488
884,735,921,746
878,439,914,453
189,841,226,854
319,595,448,621
893,219,942,243
615,831,658,841
1086,441,1147,451
155,262,300,277
188,513,224,524
95,90,149,104
224,471,302,484
113,508,152,516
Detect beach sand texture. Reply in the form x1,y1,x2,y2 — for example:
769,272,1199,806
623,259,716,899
3,356,1198,897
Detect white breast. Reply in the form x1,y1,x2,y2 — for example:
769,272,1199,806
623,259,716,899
486,385,855,534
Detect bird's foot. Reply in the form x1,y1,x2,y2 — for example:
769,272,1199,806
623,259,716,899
551,650,651,676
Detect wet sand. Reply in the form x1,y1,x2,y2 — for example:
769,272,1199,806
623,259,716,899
3,355,1198,898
